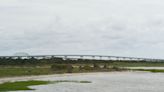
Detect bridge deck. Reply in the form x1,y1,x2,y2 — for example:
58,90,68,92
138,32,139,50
0,55,162,62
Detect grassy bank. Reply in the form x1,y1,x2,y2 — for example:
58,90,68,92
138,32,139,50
107,62,164,67
0,80,51,91
0,65,127,78
0,61,164,77
0,67,54,77
0,80,91,91
132,69,164,73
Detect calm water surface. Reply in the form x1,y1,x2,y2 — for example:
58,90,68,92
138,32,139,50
16,72,164,92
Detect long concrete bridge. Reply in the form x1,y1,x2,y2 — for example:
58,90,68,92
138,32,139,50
0,55,163,62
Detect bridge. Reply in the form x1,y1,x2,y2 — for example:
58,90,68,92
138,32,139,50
0,54,163,62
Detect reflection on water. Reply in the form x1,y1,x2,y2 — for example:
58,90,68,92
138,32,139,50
16,72,164,92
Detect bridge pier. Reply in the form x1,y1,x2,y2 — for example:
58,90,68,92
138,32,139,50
99,56,102,60
92,56,95,60
80,56,84,59
115,57,119,61
63,56,68,60
108,56,112,60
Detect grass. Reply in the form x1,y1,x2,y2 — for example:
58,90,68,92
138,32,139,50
133,69,164,73
0,80,91,92
108,62,164,67
79,81,92,83
0,62,164,78
0,67,54,78
0,80,51,91
0,65,125,78
54,80,91,83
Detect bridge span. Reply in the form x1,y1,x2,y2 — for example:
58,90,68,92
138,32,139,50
0,55,163,62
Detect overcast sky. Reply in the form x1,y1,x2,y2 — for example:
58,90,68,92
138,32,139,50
0,0,164,58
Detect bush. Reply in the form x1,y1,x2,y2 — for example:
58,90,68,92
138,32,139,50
93,63,100,69
67,64,73,73
111,66,121,71
51,64,67,70
79,66,82,71
82,65,93,70
103,64,108,69
51,64,73,73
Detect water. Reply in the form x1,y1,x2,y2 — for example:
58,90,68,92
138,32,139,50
16,72,164,92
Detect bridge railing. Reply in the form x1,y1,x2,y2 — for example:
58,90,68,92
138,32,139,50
0,55,163,62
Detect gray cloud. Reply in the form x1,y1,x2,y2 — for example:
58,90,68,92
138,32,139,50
0,0,164,58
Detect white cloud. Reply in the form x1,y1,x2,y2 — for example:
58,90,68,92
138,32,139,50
0,0,164,58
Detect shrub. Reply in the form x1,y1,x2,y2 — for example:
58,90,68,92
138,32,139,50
51,64,68,71
82,65,93,70
51,64,73,73
93,63,100,69
67,64,73,73
111,66,120,71
103,64,108,69
79,66,82,71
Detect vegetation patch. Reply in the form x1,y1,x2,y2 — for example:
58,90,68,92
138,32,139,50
133,69,164,73
79,81,92,83
0,80,91,91
1,58,164,77
0,80,51,91
51,64,73,73
54,80,91,83
0,67,54,78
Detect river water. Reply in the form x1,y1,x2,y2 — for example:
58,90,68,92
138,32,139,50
15,72,164,92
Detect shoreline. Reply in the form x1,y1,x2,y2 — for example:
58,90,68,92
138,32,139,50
0,71,148,84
